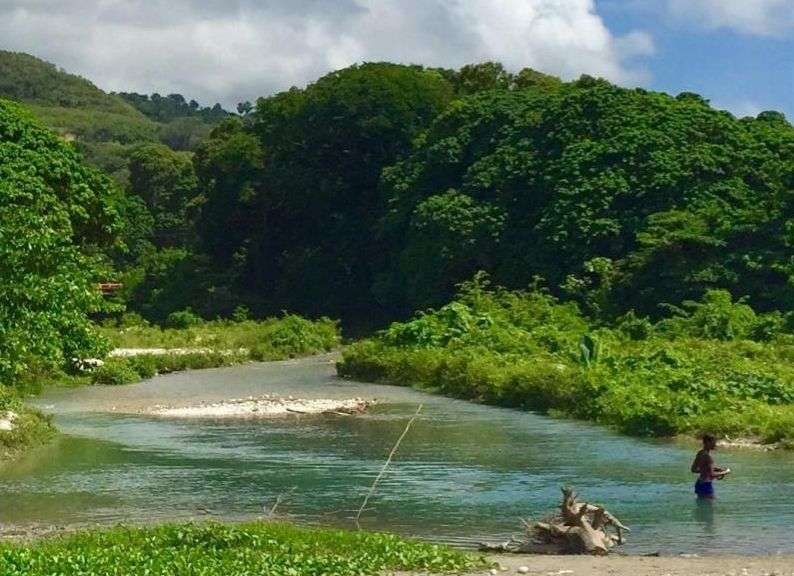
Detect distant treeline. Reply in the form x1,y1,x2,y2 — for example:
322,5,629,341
116,92,230,124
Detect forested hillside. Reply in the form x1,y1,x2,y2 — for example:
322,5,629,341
156,63,792,329
0,51,228,183
3,54,791,331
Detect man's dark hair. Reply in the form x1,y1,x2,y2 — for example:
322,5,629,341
702,434,716,445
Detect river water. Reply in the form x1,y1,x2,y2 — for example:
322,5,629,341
3,355,793,555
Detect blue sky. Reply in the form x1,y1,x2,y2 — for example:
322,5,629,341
0,0,791,117
599,0,793,118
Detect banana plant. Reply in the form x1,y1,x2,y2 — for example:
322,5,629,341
579,333,602,369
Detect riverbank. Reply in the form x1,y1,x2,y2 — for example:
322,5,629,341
0,387,55,462
0,315,341,463
338,282,794,447
472,553,794,576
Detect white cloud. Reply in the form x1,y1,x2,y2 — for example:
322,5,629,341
0,0,653,107
667,0,794,36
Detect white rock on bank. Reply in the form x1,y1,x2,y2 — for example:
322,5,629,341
0,411,17,431
149,397,372,418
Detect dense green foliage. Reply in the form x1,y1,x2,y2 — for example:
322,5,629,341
377,80,794,317
193,63,456,320
172,63,794,328
5,55,791,328
339,277,794,444
0,99,121,388
0,522,474,576
127,143,199,247
0,100,120,458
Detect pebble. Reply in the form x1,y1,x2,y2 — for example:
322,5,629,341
517,567,529,574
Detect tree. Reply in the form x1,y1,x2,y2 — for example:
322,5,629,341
206,63,455,320
385,190,507,310
127,143,198,247
0,99,122,385
452,62,512,95
194,118,264,268
237,101,253,116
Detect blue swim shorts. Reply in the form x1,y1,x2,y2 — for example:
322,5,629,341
695,480,714,498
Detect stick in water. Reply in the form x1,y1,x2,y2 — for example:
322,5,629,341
354,404,423,529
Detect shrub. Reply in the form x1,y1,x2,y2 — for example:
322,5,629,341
339,282,794,443
165,307,204,329
91,360,140,385
232,305,251,322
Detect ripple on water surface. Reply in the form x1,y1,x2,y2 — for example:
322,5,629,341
4,355,794,554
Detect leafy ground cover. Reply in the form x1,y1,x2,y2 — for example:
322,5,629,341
338,277,794,445
101,312,339,358
28,313,341,390
0,522,474,576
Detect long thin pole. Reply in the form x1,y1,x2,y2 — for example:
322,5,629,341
354,404,423,529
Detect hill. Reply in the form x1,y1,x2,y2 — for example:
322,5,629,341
0,50,144,116
0,51,228,182
0,50,158,181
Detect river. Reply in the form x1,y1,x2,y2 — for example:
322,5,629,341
3,355,793,555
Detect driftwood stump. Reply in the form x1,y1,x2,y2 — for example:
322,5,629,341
479,487,629,556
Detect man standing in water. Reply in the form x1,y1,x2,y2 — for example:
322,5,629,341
691,434,730,498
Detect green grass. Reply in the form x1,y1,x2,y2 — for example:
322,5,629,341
101,314,340,361
26,315,339,389
42,314,343,388
0,522,475,576
0,387,55,461
338,279,794,445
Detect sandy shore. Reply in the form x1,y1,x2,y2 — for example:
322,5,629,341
445,553,794,576
148,396,372,418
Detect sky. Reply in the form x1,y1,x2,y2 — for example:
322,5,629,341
0,0,791,118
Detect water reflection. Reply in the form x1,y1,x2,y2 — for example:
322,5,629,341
694,498,716,535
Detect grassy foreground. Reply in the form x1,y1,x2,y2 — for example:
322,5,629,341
0,522,474,576
339,279,794,445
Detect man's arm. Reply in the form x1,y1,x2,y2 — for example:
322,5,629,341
690,453,701,474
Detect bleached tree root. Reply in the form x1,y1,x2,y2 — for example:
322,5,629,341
479,487,629,556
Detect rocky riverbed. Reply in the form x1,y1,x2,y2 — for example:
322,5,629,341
148,396,372,418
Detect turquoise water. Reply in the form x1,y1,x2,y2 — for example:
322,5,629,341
3,355,794,554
